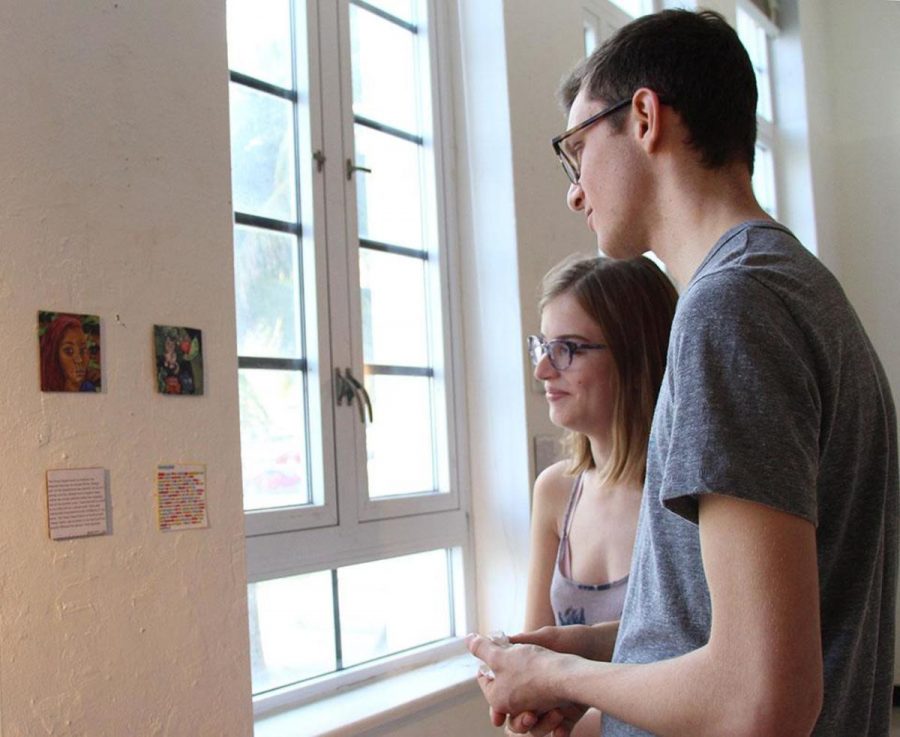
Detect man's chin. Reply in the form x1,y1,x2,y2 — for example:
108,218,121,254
596,240,629,260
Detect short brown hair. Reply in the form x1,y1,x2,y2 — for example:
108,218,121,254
558,10,757,174
540,255,677,484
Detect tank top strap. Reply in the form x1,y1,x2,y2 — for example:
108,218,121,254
556,473,585,576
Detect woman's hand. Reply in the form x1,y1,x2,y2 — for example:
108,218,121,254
503,702,588,737
511,622,618,662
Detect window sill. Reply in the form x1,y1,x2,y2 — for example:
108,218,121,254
253,649,482,737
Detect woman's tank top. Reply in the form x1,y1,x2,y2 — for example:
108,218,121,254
549,474,629,625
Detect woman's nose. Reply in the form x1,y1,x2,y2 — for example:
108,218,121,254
566,180,584,212
533,353,557,381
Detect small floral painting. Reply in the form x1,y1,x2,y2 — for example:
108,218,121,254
154,325,203,396
38,311,102,393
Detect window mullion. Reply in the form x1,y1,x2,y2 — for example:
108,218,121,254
326,0,370,532
287,0,337,525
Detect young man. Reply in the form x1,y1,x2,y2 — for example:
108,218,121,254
468,10,898,737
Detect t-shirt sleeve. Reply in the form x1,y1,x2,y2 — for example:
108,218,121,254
659,271,821,525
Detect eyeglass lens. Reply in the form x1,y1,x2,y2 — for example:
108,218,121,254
528,337,572,371
559,153,578,184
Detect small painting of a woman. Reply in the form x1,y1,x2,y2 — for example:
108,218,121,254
39,312,102,392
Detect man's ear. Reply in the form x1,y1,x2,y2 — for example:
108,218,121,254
630,88,663,154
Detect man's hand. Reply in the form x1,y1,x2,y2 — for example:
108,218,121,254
467,633,571,719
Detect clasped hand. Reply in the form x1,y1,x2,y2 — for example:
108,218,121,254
466,632,587,737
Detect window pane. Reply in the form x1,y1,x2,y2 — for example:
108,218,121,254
353,125,423,248
360,249,429,367
607,0,645,18
584,12,599,55
249,571,335,694
338,550,452,667
356,0,415,24
239,369,309,510
364,374,435,497
737,8,773,122
229,83,297,222
227,0,293,90
234,226,303,359
753,142,776,217
350,5,419,134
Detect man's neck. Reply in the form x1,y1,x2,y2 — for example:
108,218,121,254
649,161,771,287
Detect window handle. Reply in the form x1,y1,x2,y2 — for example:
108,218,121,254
346,159,372,180
313,150,326,172
334,368,355,407
344,368,373,424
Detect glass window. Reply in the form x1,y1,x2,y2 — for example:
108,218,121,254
737,4,778,216
227,0,468,708
583,0,646,55
349,0,447,502
226,0,293,89
737,6,773,122
249,570,336,693
228,85,297,223
753,141,777,217
338,550,453,667
248,549,455,695
605,0,646,18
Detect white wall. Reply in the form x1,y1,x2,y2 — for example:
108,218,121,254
456,0,594,636
503,0,598,465
797,0,900,681
0,1,253,735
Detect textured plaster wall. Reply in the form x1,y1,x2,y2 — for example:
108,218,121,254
0,1,253,735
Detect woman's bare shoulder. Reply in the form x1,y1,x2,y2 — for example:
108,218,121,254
533,460,576,512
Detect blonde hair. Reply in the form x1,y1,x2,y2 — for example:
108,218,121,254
539,255,677,485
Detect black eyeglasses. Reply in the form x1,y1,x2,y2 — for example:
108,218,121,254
551,98,632,185
527,335,607,371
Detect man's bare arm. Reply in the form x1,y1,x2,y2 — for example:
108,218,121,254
471,493,824,737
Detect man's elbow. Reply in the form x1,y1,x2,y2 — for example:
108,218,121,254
726,671,823,737
757,680,822,737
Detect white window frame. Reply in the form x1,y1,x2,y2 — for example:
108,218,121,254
737,0,780,217
582,0,669,54
228,0,475,717
583,0,636,51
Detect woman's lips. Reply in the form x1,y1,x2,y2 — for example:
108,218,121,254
544,388,569,402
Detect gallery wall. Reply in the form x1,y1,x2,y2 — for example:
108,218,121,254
0,1,253,734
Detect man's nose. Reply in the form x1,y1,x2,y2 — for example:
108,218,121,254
566,180,584,212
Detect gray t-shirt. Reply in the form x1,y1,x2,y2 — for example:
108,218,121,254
604,221,898,736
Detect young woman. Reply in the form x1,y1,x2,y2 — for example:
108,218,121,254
39,313,99,392
521,254,677,736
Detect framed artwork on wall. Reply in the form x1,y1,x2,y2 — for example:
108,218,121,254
38,311,102,393
154,325,204,395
